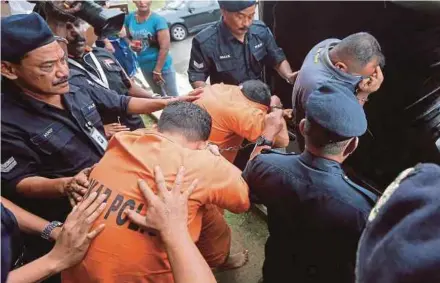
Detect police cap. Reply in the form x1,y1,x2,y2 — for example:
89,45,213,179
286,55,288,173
1,13,55,63
356,163,440,283
306,84,367,137
218,1,256,12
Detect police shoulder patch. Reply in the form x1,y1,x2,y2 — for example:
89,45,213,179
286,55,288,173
1,157,17,173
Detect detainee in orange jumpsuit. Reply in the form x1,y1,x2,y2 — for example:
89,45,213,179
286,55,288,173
62,102,250,283
194,80,290,163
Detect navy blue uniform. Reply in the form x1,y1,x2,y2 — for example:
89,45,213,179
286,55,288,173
1,204,21,283
243,150,377,283
1,74,131,266
188,20,286,86
357,163,440,283
1,73,131,220
68,47,144,131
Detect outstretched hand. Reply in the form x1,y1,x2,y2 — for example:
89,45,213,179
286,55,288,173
65,166,95,206
175,88,204,103
48,191,107,271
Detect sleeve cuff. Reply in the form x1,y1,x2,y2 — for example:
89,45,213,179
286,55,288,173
271,48,287,67
121,95,132,114
4,173,38,192
188,72,208,83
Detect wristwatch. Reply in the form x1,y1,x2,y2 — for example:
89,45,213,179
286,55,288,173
256,136,273,147
41,221,63,241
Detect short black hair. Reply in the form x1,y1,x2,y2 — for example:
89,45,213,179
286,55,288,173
158,101,212,141
333,32,385,69
240,80,272,107
304,118,351,155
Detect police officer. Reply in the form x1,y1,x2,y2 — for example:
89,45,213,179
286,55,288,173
243,83,378,283
356,163,440,283
1,13,199,268
188,0,297,88
65,18,153,138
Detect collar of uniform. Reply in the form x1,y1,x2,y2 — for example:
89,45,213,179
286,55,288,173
299,150,344,175
3,81,78,110
2,81,47,110
321,40,362,89
219,20,236,42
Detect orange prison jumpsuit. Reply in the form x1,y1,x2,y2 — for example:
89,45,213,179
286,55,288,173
62,130,250,283
194,83,288,163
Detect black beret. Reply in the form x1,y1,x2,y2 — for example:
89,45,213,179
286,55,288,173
1,13,55,63
356,163,440,283
306,84,367,137
218,1,256,12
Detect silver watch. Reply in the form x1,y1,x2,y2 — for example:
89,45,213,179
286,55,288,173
41,221,63,241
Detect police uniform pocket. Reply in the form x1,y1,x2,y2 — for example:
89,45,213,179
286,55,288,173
252,47,267,62
214,58,235,73
251,47,267,73
81,103,101,126
30,122,75,155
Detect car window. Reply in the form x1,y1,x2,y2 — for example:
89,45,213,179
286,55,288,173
188,0,214,9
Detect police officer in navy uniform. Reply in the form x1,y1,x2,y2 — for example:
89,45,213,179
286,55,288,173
0,13,199,274
356,163,440,283
64,17,154,138
188,0,297,88
243,83,378,283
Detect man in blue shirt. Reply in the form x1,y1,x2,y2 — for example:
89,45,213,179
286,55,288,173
188,0,297,88
243,83,378,283
292,32,385,149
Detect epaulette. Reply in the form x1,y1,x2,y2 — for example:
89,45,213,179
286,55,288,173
261,148,297,155
194,24,218,44
252,20,268,28
249,20,270,36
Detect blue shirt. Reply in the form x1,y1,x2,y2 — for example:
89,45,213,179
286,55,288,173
125,12,173,72
291,38,364,148
243,150,377,283
188,20,286,85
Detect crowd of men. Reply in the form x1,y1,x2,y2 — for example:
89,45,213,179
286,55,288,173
1,1,439,283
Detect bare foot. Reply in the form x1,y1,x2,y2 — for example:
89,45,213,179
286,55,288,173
214,250,249,272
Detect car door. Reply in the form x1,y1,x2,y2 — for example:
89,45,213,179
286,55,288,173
184,0,218,32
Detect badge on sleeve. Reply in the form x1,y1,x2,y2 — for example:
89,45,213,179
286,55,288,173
193,60,204,69
103,59,116,69
1,157,17,173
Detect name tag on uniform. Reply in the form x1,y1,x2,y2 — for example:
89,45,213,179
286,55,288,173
90,127,108,151
219,54,231,60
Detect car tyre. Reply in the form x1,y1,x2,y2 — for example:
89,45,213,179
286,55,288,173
170,24,187,41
